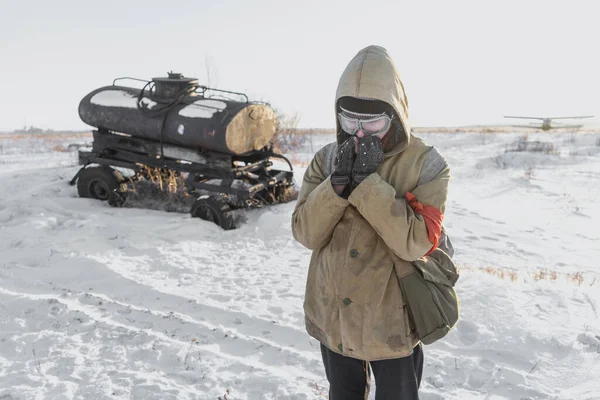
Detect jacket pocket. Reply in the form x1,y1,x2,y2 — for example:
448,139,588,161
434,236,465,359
339,301,364,355
361,279,412,351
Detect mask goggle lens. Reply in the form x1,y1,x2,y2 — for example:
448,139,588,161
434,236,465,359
337,108,392,136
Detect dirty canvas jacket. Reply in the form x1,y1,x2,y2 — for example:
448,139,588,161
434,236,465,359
291,45,451,361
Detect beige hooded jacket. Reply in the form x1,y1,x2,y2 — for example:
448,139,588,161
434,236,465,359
291,45,451,361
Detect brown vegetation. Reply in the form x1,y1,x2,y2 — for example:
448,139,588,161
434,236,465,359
270,111,310,153
459,264,594,286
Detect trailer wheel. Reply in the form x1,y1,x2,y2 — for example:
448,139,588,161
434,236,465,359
190,196,236,230
77,166,124,202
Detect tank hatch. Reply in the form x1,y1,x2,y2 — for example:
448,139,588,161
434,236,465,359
151,72,199,100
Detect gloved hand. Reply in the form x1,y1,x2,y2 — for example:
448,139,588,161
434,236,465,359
331,137,355,187
352,135,384,187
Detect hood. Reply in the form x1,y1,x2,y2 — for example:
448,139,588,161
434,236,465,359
335,45,411,155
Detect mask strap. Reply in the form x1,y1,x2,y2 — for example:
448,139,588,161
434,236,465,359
339,106,388,119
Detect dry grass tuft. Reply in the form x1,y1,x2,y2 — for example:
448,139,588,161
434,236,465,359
506,134,558,155
569,271,585,286
290,153,310,168
271,111,309,153
311,382,328,399
0,132,91,140
459,264,593,286
467,265,519,282
523,166,536,180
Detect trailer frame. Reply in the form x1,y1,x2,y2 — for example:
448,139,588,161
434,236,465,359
70,129,296,229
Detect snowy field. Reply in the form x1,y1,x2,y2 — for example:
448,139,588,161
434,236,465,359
1,130,600,400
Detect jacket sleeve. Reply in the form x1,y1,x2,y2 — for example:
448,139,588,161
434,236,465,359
291,147,350,250
347,152,450,262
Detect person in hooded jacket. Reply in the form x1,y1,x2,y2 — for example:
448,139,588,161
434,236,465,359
291,45,451,399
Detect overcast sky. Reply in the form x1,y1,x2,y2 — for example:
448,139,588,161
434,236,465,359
1,0,598,130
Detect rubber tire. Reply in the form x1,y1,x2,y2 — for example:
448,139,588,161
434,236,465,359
77,166,123,202
190,196,236,230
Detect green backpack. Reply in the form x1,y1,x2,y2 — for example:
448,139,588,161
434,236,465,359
397,230,460,345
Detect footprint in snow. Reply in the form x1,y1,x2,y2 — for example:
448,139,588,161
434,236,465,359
478,358,495,370
482,236,499,242
457,320,479,346
178,275,193,286
268,306,285,318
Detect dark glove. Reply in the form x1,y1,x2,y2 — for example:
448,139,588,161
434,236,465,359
331,138,355,186
352,135,384,187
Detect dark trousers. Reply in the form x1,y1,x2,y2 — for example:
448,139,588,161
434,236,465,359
320,343,424,400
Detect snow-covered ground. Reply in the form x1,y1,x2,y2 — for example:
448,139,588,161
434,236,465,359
1,130,599,400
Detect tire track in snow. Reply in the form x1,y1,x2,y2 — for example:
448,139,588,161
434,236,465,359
78,290,322,370
0,286,323,388
84,245,312,349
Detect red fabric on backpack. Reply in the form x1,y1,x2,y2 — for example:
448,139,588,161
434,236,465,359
405,192,443,256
